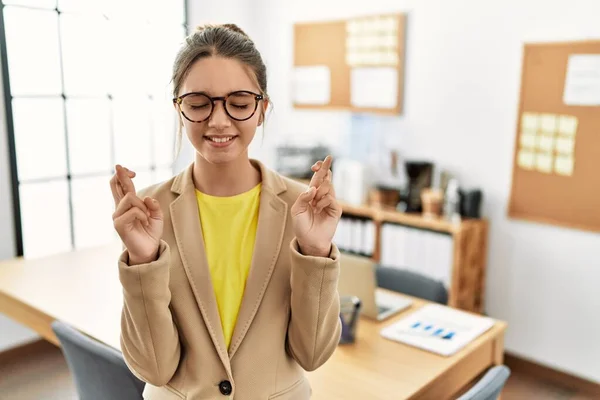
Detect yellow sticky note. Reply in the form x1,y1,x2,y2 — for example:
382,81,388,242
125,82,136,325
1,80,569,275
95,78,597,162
521,113,539,131
555,155,574,176
346,36,359,49
537,135,554,152
347,21,360,34
385,52,398,65
558,115,578,137
385,34,398,48
386,16,399,32
535,153,553,173
540,114,557,133
520,132,537,149
555,137,575,155
518,150,535,169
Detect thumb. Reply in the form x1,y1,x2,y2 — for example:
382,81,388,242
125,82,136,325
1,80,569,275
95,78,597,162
293,187,316,214
144,197,163,220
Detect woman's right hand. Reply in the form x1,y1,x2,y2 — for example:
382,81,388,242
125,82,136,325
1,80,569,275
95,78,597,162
110,165,164,265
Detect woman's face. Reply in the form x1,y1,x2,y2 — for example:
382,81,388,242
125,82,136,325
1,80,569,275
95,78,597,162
176,56,267,165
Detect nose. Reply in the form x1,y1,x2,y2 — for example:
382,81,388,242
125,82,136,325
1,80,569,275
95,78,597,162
207,100,231,130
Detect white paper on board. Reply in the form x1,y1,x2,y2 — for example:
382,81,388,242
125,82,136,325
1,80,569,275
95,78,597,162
350,67,398,109
563,54,600,106
292,65,331,105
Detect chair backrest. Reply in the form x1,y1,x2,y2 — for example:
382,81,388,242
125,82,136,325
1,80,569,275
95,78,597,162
375,265,449,304
457,365,511,400
51,320,145,400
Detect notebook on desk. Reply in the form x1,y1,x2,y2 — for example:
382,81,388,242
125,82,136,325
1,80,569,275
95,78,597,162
380,304,495,356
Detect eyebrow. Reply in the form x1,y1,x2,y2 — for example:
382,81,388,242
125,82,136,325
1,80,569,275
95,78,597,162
181,90,258,97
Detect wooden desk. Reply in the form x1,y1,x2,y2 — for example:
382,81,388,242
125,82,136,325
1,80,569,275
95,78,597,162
307,300,505,400
0,242,123,349
0,243,506,400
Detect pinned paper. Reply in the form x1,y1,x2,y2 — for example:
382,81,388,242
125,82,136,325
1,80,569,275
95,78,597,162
517,150,535,169
521,113,539,131
555,155,574,176
520,132,536,149
537,135,554,152
346,15,399,67
555,137,575,154
516,112,579,176
535,153,553,173
540,114,557,133
558,115,578,136
350,67,398,108
563,54,600,106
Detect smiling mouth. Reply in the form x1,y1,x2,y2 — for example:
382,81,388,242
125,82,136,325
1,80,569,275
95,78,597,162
205,136,236,143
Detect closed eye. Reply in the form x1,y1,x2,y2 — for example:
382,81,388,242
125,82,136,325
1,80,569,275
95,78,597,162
190,104,210,110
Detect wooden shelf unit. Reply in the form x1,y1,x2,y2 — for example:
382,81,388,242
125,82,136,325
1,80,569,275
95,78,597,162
338,200,489,314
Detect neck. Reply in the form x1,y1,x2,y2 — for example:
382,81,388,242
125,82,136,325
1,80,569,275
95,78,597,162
192,153,261,197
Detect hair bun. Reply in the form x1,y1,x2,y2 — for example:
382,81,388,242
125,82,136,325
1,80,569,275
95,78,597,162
194,23,250,39
221,23,249,38
195,23,212,32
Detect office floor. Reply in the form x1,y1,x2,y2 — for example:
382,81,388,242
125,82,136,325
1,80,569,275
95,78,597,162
0,341,595,400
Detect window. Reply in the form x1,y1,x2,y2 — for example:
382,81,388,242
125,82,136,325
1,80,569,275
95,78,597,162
1,0,187,257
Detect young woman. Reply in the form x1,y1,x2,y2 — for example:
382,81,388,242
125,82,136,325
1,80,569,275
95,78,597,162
109,24,342,399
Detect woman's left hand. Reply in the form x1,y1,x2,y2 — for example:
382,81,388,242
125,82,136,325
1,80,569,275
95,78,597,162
291,155,342,258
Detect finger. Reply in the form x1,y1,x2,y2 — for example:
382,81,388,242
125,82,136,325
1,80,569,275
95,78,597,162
116,164,136,195
143,197,163,220
324,170,336,198
315,194,335,214
291,186,317,215
113,193,149,220
110,175,121,208
312,179,332,206
309,155,332,188
113,207,149,231
311,161,323,172
124,167,136,178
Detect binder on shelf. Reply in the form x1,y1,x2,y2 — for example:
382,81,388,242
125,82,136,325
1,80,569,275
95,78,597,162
335,216,375,257
379,223,453,289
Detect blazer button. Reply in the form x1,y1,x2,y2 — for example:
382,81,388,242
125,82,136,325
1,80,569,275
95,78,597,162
219,380,232,395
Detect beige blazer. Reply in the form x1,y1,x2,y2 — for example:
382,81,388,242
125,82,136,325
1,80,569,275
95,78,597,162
117,160,342,400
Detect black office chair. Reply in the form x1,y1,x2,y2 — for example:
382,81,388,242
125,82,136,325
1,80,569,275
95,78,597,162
51,320,145,400
457,365,511,400
375,265,449,304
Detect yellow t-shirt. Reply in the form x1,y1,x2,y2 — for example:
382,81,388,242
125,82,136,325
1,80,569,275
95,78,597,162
195,183,261,349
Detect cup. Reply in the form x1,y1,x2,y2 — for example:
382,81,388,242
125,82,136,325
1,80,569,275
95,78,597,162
421,188,443,218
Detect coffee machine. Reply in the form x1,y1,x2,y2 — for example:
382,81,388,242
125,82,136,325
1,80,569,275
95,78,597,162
401,161,433,213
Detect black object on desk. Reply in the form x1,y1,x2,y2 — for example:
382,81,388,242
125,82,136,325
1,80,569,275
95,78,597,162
459,189,483,218
339,295,361,344
403,161,433,212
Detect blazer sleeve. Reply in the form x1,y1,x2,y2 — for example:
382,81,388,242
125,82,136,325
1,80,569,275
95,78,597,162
118,240,181,386
286,238,342,371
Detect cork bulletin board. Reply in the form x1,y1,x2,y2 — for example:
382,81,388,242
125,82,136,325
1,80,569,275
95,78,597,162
508,40,600,232
292,13,406,115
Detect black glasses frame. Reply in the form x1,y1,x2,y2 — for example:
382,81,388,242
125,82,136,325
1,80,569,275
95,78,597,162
173,90,264,123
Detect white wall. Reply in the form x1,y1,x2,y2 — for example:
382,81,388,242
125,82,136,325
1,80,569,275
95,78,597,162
0,52,40,351
257,0,600,382
195,0,600,382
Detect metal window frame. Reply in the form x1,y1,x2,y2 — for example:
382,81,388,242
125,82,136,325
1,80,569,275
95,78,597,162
0,0,189,257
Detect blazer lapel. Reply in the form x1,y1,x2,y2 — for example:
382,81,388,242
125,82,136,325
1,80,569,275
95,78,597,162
228,162,288,359
169,165,231,373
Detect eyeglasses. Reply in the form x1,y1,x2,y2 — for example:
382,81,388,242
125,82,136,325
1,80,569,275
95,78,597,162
173,90,264,123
